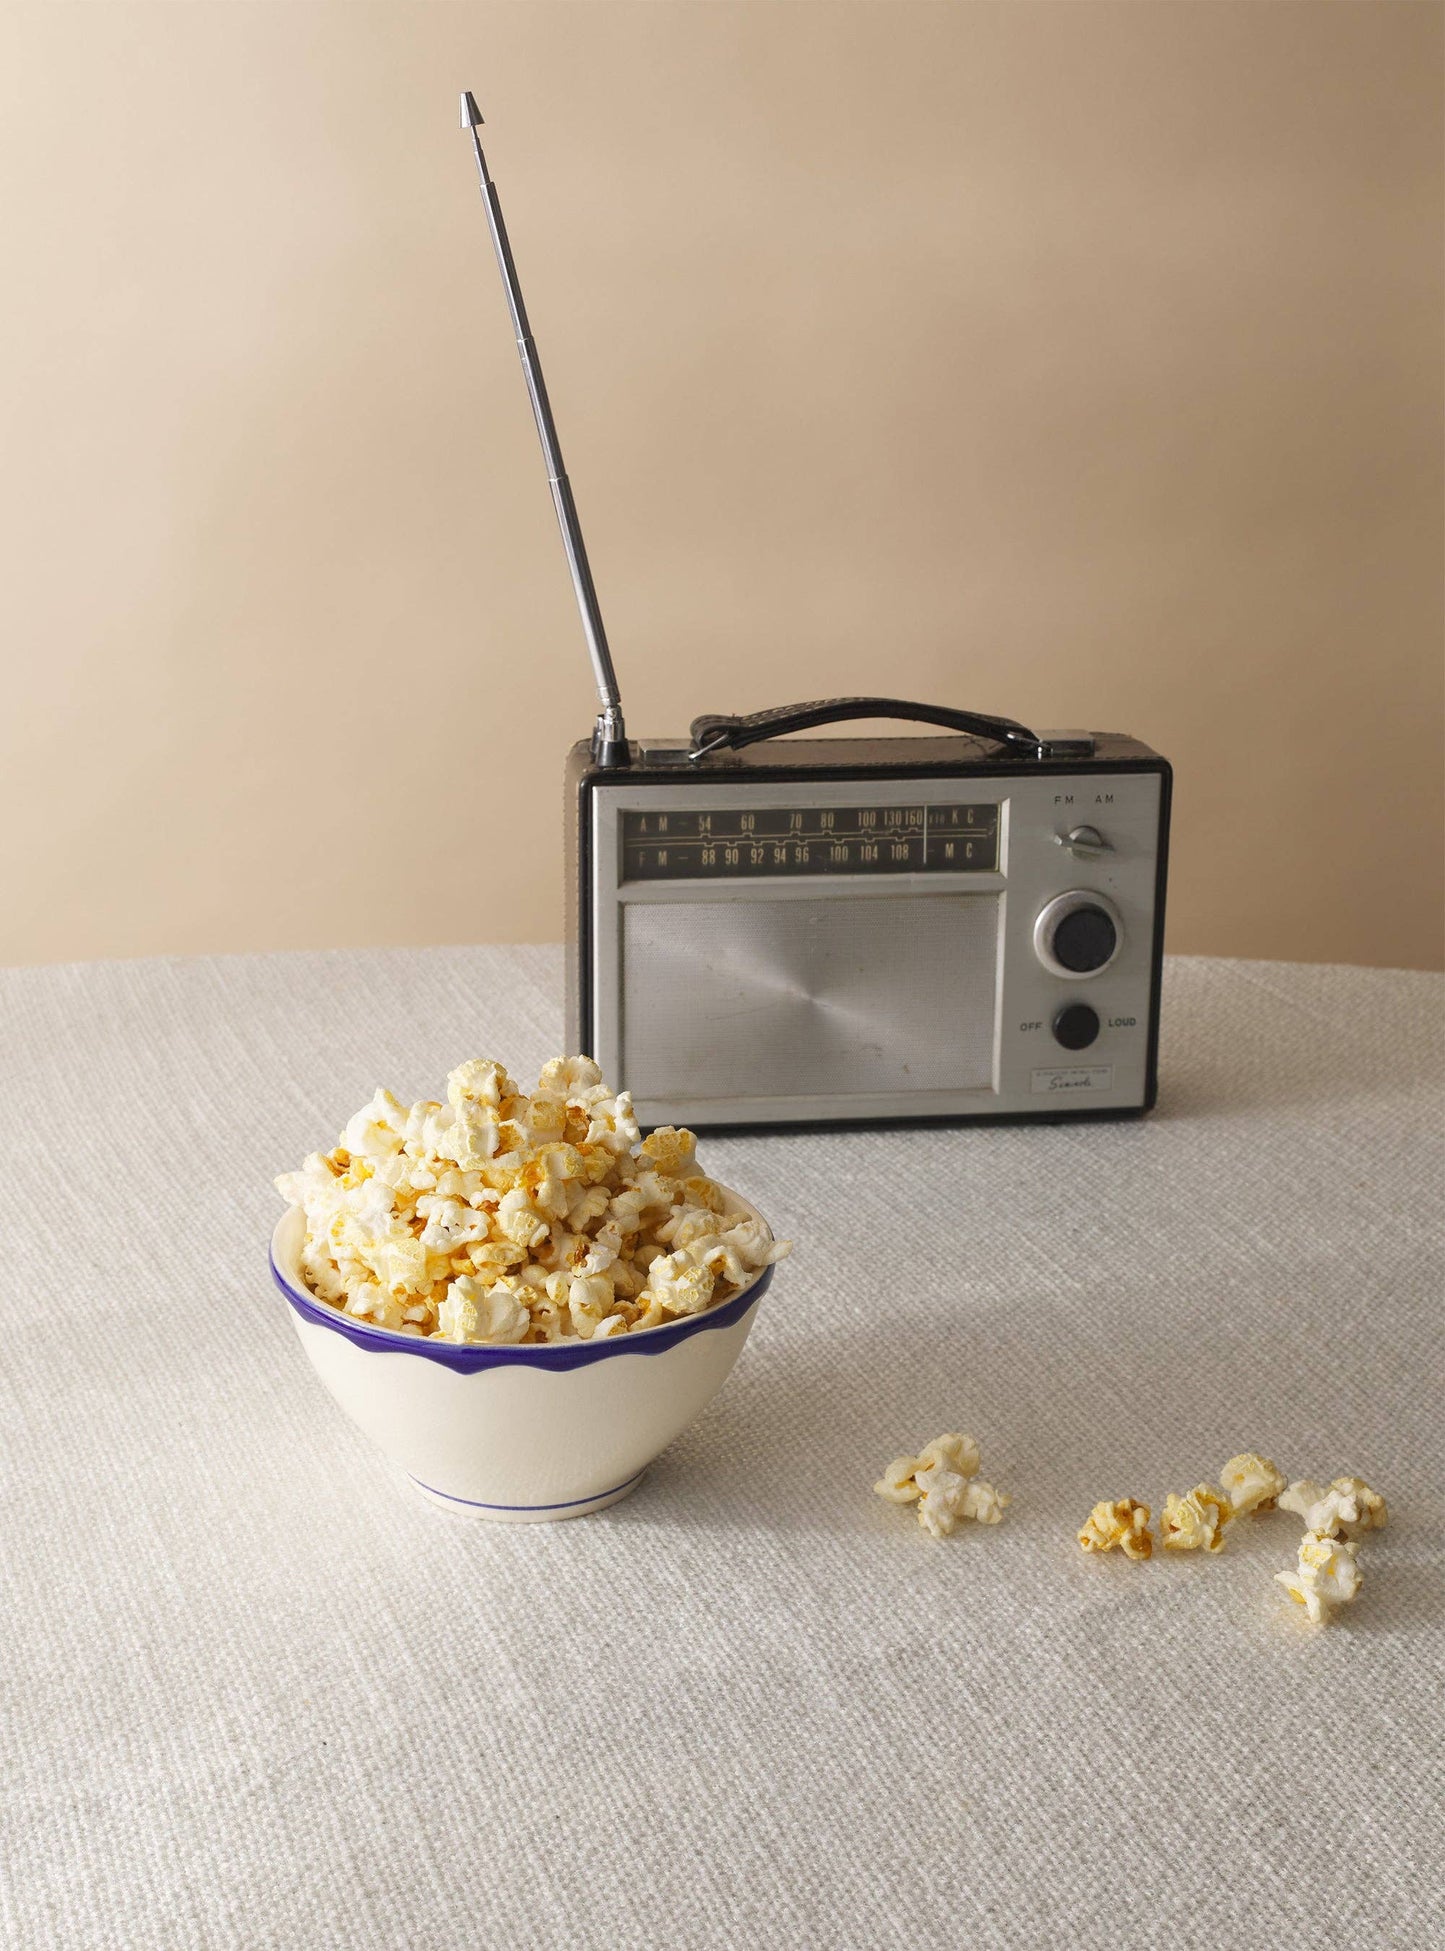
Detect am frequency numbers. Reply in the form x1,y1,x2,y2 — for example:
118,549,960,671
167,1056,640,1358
620,803,1001,879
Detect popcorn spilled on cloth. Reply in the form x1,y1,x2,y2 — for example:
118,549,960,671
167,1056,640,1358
1219,1452,1287,1517
1073,1448,1390,1627
1275,1531,1363,1625
1272,1471,1386,1627
874,1433,1011,1539
1078,1453,1285,1566
1078,1498,1154,1561
1278,1476,1388,1540
276,1057,790,1345
1160,1484,1233,1554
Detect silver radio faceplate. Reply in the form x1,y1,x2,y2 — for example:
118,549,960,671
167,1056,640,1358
588,771,1163,1127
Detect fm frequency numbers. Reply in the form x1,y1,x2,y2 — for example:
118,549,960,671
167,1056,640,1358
620,803,1000,879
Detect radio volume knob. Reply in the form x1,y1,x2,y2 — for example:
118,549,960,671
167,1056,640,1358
1053,1003,1100,1051
1034,891,1124,980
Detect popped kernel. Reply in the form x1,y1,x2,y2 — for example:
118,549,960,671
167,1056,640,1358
917,1433,982,1480
956,1478,1010,1525
873,1433,1009,1538
277,1057,790,1346
643,1249,715,1318
1275,1530,1363,1625
640,1126,698,1177
1078,1498,1153,1560
874,1457,922,1505
437,1275,529,1346
1279,1477,1388,1540
537,1055,602,1097
1160,1484,1233,1553
916,1466,975,1539
1219,1452,1287,1516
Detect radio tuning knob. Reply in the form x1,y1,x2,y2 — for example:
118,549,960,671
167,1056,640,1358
1054,825,1112,860
1034,890,1124,979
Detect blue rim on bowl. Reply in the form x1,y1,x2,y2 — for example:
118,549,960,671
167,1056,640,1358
269,1207,774,1374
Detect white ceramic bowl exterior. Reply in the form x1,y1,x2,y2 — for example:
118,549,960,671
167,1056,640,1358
270,1195,773,1521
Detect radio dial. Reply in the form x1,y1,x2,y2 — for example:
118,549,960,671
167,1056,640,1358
1034,890,1123,980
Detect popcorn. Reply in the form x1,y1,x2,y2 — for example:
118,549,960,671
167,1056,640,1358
1078,1498,1153,1560
1160,1485,1233,1553
956,1478,1011,1525
1275,1531,1363,1625
874,1457,922,1505
640,1126,698,1177
300,1243,347,1305
342,1088,408,1161
695,1235,751,1289
522,1093,568,1144
378,1235,429,1297
525,1144,584,1219
447,1059,509,1111
343,1178,400,1248
564,1272,616,1338
277,1057,789,1345
449,1112,503,1169
1219,1452,1287,1517
1279,1477,1388,1540
643,1249,716,1317
574,1221,623,1276
537,1055,602,1098
404,1100,454,1159
584,1093,641,1156
568,1183,613,1232
873,1433,1009,1538
916,1469,974,1539
437,1274,529,1346
496,1186,549,1250
415,1196,490,1254
918,1433,981,1480
1072,1456,1388,1622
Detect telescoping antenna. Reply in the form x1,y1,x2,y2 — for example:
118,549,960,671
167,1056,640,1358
461,91,629,768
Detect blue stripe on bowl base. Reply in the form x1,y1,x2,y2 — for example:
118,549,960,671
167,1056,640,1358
407,1468,646,1513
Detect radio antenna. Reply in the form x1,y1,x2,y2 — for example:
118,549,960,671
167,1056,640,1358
461,89,629,768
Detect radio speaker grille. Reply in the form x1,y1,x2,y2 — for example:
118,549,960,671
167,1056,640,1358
619,892,1000,1104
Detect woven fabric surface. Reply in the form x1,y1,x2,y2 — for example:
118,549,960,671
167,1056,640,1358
1,947,1441,1950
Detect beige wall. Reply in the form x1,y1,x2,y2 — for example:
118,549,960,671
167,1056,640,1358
1,1,1440,971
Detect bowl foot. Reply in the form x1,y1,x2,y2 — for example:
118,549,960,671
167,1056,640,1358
407,1467,647,1522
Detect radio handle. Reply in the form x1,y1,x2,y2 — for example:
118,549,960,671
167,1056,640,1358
688,697,1041,761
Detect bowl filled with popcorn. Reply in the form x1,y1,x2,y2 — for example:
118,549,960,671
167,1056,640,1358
271,1056,789,1521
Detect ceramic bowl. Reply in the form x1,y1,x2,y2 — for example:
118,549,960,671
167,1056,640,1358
269,1191,775,1521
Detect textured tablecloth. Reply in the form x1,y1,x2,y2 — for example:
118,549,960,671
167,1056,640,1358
2,948,1442,1950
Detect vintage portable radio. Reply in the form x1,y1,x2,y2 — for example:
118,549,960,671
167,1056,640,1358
463,95,1171,1131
